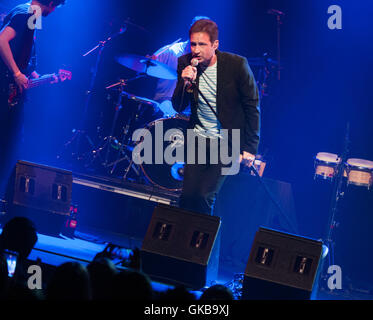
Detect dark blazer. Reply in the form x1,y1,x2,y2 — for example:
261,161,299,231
172,50,260,155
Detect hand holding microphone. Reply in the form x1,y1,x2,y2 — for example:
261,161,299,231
182,58,199,89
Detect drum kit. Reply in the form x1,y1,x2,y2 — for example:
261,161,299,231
314,152,373,189
76,52,191,192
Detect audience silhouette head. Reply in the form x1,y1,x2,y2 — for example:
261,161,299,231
0,217,38,260
46,262,91,301
199,284,234,300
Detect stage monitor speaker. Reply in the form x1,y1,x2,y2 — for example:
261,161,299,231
12,160,72,215
242,227,323,300
140,204,220,290
5,160,72,235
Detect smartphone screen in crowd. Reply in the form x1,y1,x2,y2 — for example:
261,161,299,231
3,250,18,278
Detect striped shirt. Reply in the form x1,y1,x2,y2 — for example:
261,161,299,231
194,61,221,138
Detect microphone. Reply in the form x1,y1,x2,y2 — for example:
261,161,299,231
191,57,199,68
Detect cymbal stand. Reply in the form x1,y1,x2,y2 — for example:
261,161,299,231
101,75,146,178
121,101,148,181
107,101,143,178
61,26,127,166
91,80,128,170
267,9,285,81
255,53,278,100
104,79,127,168
112,99,148,180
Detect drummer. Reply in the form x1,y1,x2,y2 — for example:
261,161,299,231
151,16,210,117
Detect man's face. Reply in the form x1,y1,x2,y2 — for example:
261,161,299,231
190,32,219,66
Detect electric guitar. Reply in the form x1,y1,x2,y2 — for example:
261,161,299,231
2,69,72,108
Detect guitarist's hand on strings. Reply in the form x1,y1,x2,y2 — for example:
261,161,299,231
13,71,29,93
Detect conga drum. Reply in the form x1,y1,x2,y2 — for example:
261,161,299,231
314,152,341,181
345,158,373,189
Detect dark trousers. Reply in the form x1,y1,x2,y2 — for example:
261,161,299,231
178,135,228,216
0,95,24,199
178,134,227,277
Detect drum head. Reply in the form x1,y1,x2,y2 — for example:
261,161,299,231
347,158,373,170
316,152,340,164
138,116,189,191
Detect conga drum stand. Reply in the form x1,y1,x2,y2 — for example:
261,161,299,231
317,123,350,293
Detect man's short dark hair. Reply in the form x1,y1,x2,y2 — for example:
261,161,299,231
38,0,66,7
189,19,219,43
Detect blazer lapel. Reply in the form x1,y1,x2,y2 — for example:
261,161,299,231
216,50,224,116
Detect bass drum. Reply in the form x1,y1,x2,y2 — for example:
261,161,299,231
138,115,189,192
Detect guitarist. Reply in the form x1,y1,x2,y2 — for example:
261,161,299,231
0,0,66,198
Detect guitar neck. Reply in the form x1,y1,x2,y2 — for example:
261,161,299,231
28,74,56,89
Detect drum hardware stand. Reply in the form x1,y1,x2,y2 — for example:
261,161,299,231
106,73,153,181
57,128,96,163
91,80,131,175
108,100,143,179
93,77,149,179
117,100,147,181
254,53,279,100
267,8,284,81
89,81,126,169
60,25,128,167
123,159,137,181
103,79,127,169
318,123,350,292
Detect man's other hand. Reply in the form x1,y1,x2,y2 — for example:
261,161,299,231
240,151,255,167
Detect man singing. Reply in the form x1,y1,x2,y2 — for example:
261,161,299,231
0,0,66,198
151,16,210,117
172,19,260,216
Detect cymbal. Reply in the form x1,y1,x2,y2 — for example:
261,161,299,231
116,54,177,80
122,91,159,109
